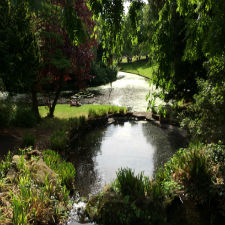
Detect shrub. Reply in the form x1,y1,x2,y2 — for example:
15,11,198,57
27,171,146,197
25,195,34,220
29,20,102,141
180,79,225,143
21,133,36,148
89,61,117,86
162,144,213,201
0,98,14,127
50,129,68,151
14,104,39,127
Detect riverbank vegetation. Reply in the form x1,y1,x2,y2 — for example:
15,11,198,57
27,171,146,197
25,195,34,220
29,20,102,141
87,143,225,225
0,104,126,224
0,147,74,225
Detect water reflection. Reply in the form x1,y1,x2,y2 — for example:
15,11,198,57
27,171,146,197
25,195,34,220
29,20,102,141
69,121,186,197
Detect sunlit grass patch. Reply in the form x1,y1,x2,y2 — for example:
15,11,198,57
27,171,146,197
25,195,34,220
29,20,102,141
119,60,155,79
39,104,126,119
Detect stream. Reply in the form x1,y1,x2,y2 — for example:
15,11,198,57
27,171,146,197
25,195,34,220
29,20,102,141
82,71,163,111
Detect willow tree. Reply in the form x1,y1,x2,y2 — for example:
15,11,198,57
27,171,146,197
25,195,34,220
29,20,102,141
176,0,225,142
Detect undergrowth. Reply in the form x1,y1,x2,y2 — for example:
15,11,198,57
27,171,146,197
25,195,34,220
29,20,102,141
0,147,75,225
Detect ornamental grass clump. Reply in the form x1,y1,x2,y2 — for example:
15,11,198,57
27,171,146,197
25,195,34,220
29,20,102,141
43,149,75,188
113,168,146,200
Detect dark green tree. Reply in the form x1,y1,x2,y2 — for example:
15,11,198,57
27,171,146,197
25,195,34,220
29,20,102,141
149,0,207,101
0,0,40,117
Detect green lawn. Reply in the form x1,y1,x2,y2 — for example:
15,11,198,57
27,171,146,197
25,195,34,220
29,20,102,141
39,104,126,119
119,60,155,79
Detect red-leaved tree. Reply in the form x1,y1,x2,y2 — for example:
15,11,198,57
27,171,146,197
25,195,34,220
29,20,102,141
33,0,97,117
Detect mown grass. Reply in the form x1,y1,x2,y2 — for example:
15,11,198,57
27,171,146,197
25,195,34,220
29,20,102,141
119,60,155,79
39,104,126,119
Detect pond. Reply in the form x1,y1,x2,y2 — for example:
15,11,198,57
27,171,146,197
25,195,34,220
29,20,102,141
68,121,187,197
65,120,187,225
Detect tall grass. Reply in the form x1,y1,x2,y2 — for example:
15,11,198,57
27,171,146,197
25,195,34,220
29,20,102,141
0,148,75,225
39,104,126,119
43,149,75,187
113,168,146,200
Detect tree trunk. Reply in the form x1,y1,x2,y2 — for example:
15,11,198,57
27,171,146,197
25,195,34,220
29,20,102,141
31,88,40,119
48,72,64,118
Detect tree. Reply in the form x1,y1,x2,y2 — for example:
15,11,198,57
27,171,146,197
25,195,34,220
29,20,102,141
36,0,97,117
176,0,225,142
0,0,97,118
0,0,40,117
149,0,207,101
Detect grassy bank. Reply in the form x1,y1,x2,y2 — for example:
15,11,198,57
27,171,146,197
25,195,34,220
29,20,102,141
119,60,155,79
0,148,75,225
0,103,126,149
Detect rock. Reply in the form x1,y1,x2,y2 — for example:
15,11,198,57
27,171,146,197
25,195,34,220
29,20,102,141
132,112,147,120
25,149,43,160
108,118,115,124
12,155,21,166
28,159,58,185
6,168,17,182
145,113,153,121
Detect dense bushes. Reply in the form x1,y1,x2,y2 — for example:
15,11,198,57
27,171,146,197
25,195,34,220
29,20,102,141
0,99,39,128
180,79,225,143
89,61,117,86
0,98,14,127
14,104,39,127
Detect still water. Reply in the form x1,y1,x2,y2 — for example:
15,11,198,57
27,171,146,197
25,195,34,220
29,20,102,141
68,121,187,197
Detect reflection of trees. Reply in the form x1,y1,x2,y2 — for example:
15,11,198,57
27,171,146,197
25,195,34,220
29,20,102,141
67,124,121,196
68,127,105,196
66,121,187,196
141,123,187,177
